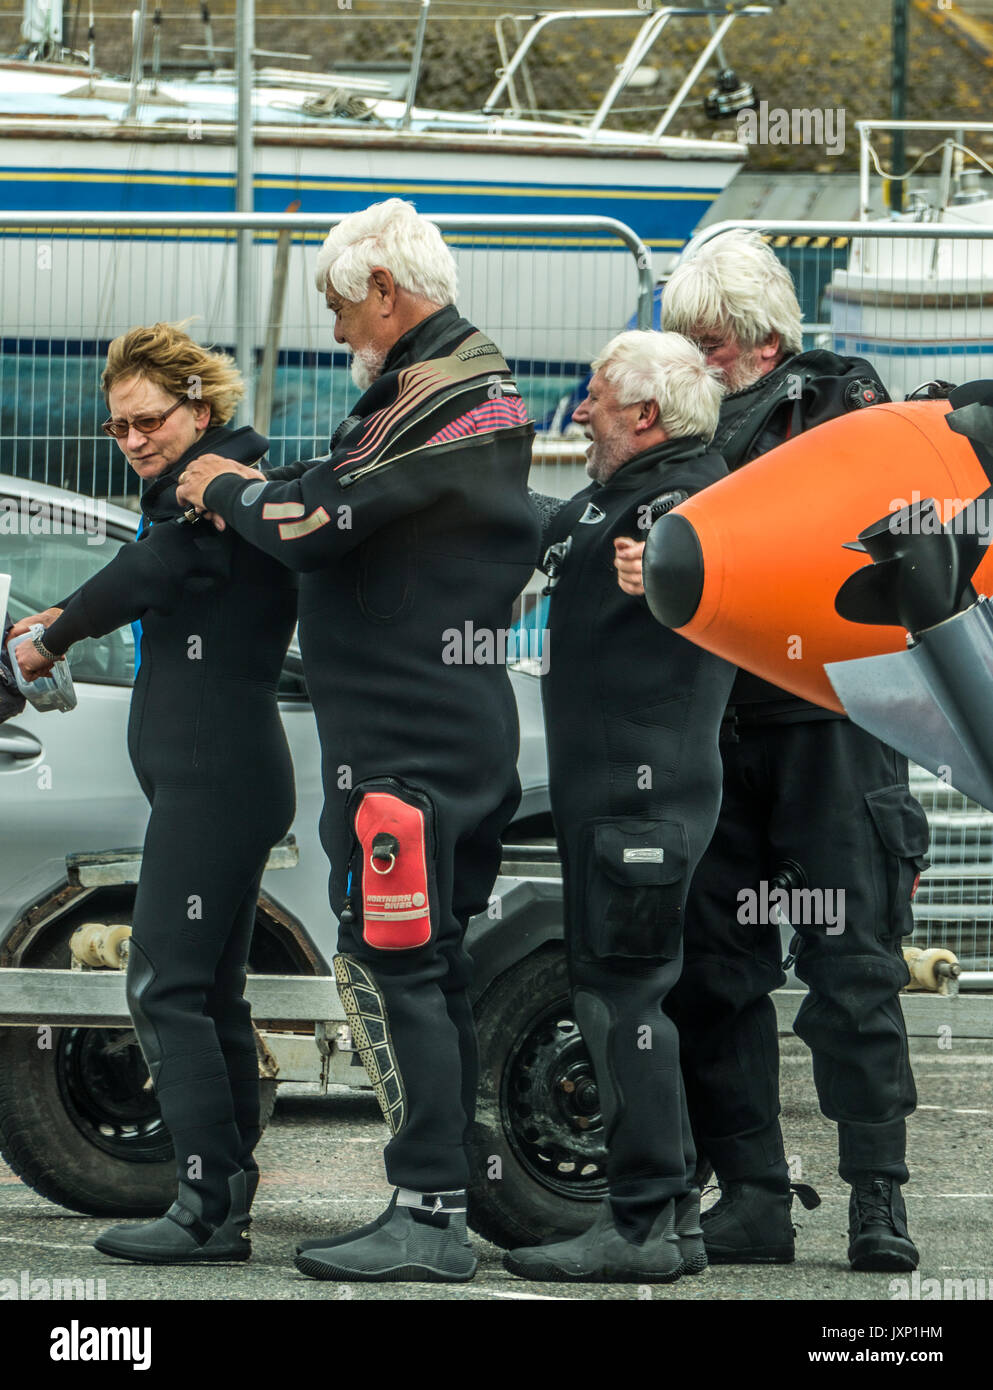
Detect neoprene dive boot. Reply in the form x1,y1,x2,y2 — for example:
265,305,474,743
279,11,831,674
93,1171,253,1264
674,1188,708,1275
504,1197,683,1284
294,1190,477,1284
700,1180,820,1264
848,1175,919,1272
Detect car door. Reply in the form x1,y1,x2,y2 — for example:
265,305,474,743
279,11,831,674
0,489,145,932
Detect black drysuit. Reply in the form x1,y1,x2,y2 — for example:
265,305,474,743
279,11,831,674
662,352,928,1187
45,427,296,1218
203,307,540,1192
539,438,735,1228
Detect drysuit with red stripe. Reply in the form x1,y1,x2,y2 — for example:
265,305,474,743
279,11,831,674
202,307,541,1191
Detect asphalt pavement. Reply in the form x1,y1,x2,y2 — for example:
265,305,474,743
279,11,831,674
1,1033,989,1358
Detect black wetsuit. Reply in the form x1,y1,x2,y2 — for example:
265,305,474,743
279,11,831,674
662,352,928,1189
539,438,735,1233
202,308,540,1193
45,427,297,1218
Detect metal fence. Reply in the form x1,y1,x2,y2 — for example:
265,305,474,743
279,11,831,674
0,210,650,502
3,207,992,975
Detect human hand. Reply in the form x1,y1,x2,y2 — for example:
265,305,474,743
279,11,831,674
14,635,54,682
614,537,646,596
9,607,62,640
175,456,264,511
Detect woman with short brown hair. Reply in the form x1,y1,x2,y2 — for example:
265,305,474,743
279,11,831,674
14,322,296,1262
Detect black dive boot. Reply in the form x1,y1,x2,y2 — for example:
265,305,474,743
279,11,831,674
848,1175,919,1272
701,1180,821,1264
504,1198,683,1284
93,1171,253,1264
294,1190,477,1283
674,1188,708,1275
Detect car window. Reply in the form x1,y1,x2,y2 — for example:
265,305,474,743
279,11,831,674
2,501,135,686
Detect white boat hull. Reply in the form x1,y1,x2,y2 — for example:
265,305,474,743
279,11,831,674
827,208,993,399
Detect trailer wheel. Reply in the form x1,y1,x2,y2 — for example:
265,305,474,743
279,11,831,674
0,926,276,1216
468,944,609,1249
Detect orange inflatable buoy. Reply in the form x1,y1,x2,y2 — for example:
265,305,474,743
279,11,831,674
644,399,993,712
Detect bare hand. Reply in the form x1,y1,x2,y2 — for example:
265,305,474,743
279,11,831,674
9,607,62,641
14,637,54,682
614,536,646,596
175,456,265,512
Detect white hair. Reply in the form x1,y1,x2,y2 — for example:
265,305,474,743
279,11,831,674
661,229,804,356
591,330,724,442
313,198,457,307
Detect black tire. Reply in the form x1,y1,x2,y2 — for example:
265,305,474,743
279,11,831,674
468,944,608,1249
0,923,277,1217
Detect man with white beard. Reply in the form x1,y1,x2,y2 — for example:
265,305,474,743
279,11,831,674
505,332,736,1284
177,198,539,1283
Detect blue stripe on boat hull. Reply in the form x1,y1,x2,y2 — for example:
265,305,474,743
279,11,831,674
0,166,721,248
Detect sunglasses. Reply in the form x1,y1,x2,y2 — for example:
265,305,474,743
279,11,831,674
102,396,189,439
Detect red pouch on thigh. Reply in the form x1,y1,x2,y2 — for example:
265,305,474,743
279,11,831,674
355,792,432,950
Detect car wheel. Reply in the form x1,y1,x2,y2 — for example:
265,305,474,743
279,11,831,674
467,944,608,1249
0,922,277,1217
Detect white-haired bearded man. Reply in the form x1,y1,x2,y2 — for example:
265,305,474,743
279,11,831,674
615,229,925,1274
504,331,735,1284
178,198,540,1283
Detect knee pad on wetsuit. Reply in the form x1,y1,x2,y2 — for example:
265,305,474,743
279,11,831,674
124,939,164,1087
333,953,407,1135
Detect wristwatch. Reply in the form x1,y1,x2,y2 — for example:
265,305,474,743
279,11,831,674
32,632,60,664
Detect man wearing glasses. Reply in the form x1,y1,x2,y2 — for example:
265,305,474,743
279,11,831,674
505,330,735,1284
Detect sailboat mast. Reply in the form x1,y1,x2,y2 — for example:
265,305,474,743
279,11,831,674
891,0,908,214
236,0,256,424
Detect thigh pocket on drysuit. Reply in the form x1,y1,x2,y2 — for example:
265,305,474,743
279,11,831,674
583,818,689,961
864,784,930,944
347,780,437,951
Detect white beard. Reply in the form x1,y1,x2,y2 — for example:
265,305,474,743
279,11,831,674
723,347,768,394
584,428,632,484
350,344,387,392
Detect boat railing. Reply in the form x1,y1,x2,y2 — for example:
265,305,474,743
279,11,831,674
687,215,993,251
482,4,773,141
855,120,993,223
400,0,432,131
